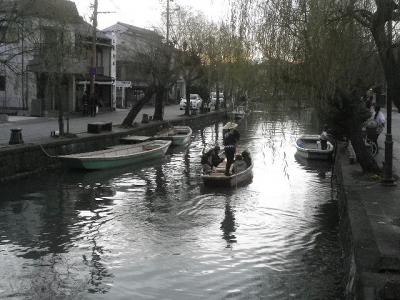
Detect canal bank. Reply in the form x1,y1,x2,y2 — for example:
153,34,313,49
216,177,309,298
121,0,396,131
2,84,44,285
336,135,400,299
0,110,226,183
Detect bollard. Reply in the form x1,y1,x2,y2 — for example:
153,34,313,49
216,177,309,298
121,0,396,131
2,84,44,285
141,113,149,123
9,128,24,145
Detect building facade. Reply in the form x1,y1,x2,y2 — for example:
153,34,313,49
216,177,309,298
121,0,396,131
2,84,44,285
0,0,116,116
103,22,185,108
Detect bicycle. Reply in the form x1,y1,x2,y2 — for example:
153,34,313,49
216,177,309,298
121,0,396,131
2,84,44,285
362,126,378,157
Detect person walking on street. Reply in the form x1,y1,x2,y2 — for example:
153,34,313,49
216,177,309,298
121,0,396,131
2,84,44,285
82,91,89,116
223,123,240,176
90,95,97,117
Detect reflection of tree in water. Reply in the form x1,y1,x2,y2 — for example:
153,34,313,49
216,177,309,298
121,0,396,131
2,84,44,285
143,166,169,213
73,181,115,294
220,200,237,247
83,230,113,294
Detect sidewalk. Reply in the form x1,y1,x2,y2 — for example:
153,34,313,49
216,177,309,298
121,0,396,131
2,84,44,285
340,108,400,298
0,105,182,145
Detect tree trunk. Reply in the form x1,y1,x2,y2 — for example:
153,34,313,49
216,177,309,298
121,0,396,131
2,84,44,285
216,82,220,111
185,83,191,116
153,88,164,121
56,74,64,136
121,87,155,127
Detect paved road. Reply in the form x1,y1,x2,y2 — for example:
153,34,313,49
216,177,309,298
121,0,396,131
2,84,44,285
0,105,184,145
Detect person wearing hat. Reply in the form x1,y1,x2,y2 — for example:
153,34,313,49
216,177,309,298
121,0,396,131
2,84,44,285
232,154,247,174
223,125,240,176
201,145,223,174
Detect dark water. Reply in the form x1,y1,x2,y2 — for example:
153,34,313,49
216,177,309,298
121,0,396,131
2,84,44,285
0,110,344,299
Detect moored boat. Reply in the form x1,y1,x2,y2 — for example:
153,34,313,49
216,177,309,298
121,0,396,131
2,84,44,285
228,106,246,120
58,140,171,170
295,134,334,160
201,160,253,187
153,125,192,146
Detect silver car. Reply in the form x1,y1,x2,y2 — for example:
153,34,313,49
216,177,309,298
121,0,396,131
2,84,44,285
180,94,203,110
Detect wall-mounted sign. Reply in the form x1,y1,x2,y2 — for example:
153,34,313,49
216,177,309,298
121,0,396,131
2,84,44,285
115,81,132,88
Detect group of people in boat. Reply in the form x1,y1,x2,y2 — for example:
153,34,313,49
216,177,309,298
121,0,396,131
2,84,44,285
201,122,252,176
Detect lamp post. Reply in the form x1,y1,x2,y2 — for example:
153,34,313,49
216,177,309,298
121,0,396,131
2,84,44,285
382,12,396,186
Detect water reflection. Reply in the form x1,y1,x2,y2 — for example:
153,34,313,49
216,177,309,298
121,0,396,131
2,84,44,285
0,110,343,299
220,199,237,247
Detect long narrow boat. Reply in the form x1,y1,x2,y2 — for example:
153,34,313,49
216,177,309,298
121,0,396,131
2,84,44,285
295,134,334,160
153,126,192,146
202,160,253,187
58,140,171,170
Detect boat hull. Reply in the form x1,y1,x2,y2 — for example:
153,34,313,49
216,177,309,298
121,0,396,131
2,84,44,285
154,126,192,146
59,140,171,170
295,135,333,161
202,163,253,187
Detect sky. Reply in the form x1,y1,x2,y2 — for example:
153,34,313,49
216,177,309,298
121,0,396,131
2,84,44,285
73,0,230,31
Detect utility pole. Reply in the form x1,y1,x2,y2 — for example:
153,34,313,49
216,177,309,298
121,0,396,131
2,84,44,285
166,0,171,44
90,0,98,99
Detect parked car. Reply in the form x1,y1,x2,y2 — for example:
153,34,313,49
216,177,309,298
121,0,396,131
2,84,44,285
180,94,203,110
210,92,224,107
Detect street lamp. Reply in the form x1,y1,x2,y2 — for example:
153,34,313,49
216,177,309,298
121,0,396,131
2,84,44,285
382,13,396,186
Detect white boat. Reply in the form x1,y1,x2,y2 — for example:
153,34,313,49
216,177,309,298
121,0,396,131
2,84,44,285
295,134,334,160
153,126,192,146
58,140,171,170
228,106,246,120
202,160,253,187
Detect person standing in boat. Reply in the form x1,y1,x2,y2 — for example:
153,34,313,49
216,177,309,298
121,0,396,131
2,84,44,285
201,145,223,174
223,125,240,176
320,124,329,150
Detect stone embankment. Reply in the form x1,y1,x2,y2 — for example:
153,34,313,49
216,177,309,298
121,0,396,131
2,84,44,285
0,111,225,183
336,139,400,300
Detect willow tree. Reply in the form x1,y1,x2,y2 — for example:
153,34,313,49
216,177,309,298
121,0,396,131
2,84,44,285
227,0,381,172
350,0,400,110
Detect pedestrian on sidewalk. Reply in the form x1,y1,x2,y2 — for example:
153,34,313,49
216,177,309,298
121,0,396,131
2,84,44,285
89,94,97,117
82,91,89,116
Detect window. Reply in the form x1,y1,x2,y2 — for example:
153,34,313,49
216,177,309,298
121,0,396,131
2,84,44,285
0,76,5,91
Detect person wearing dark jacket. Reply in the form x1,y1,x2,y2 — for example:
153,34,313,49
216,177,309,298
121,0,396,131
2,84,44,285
223,126,240,176
201,145,223,174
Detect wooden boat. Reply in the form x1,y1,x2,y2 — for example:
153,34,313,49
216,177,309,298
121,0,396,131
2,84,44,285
202,160,253,187
153,126,192,146
58,140,171,170
228,106,246,120
295,134,334,160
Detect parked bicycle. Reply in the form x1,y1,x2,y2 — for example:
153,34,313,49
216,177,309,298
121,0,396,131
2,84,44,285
362,122,379,157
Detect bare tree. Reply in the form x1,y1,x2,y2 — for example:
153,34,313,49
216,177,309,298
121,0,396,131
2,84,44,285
121,42,177,126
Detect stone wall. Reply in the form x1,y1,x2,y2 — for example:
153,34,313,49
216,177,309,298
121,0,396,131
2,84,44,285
0,111,225,183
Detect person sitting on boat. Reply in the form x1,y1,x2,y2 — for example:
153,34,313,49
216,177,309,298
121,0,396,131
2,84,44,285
201,145,223,174
320,124,329,150
232,154,247,174
241,150,252,167
223,125,240,176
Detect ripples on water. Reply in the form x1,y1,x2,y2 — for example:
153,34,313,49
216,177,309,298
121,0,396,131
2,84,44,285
0,111,344,299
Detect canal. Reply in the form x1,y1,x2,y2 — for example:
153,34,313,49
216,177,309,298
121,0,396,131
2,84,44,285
0,110,344,299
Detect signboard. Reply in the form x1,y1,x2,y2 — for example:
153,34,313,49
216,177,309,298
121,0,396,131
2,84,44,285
116,81,132,88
